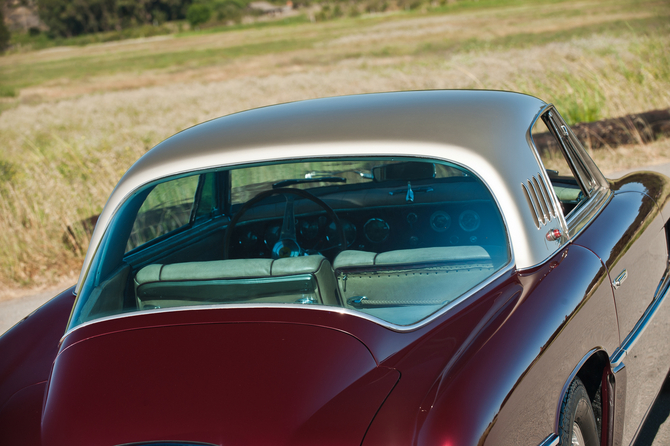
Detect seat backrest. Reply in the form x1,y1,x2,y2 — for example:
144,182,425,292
134,255,339,310
333,246,506,313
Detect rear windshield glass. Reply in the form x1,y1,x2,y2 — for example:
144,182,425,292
71,157,510,329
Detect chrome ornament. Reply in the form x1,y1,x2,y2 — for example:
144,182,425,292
546,228,562,242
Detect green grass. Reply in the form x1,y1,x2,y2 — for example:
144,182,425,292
8,23,176,52
0,85,17,97
528,34,670,124
413,15,670,57
0,36,318,92
177,13,312,36
2,0,667,96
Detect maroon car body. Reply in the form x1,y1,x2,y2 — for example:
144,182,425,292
1,90,670,446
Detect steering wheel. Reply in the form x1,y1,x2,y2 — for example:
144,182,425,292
224,187,346,260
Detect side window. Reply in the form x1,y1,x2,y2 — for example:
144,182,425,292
125,175,199,252
532,110,595,217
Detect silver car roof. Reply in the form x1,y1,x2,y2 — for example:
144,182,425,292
76,90,554,294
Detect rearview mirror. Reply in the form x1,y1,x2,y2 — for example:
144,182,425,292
373,162,436,182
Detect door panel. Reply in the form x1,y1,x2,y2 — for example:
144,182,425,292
573,189,669,444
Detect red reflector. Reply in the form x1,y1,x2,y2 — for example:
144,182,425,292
546,229,562,242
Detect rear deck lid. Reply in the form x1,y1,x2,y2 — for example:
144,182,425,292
42,320,398,446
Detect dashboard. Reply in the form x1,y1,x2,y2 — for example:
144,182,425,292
229,198,507,261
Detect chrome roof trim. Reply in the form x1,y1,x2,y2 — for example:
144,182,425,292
75,90,553,294
63,259,516,341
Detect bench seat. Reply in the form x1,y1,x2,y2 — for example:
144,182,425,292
134,255,339,310
332,246,507,325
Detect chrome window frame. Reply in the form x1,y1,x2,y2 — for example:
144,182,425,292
528,105,611,244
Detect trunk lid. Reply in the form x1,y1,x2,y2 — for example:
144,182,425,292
43,320,399,446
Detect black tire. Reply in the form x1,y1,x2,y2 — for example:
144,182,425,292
559,377,600,446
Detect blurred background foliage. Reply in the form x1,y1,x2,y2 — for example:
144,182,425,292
36,0,190,37
2,0,495,48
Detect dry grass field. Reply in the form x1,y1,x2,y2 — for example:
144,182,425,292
0,0,669,295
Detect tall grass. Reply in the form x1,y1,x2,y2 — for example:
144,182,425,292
517,35,670,125
0,2,669,290
0,129,129,286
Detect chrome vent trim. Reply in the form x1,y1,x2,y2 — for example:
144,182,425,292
531,177,549,220
522,182,541,229
536,174,557,219
522,174,554,228
529,179,548,223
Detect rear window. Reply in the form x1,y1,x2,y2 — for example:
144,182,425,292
71,157,510,329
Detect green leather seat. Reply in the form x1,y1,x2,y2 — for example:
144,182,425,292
134,255,339,310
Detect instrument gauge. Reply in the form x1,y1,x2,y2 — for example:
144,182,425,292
364,218,390,243
430,211,451,232
327,220,357,247
459,210,481,232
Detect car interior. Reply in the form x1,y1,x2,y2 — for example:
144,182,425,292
73,157,523,327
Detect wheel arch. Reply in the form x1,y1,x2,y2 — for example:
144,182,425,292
556,348,612,443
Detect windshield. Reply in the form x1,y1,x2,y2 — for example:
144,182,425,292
71,156,509,330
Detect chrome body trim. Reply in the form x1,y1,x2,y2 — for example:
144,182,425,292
612,360,626,374
611,264,670,369
564,187,612,239
537,173,557,219
532,176,550,223
612,269,628,290
562,117,608,191
546,112,591,194
522,181,542,229
518,168,612,273
538,433,559,446
62,259,515,341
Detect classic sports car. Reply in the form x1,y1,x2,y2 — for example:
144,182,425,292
2,90,670,446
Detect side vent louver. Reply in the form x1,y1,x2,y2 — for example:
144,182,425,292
522,174,556,229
